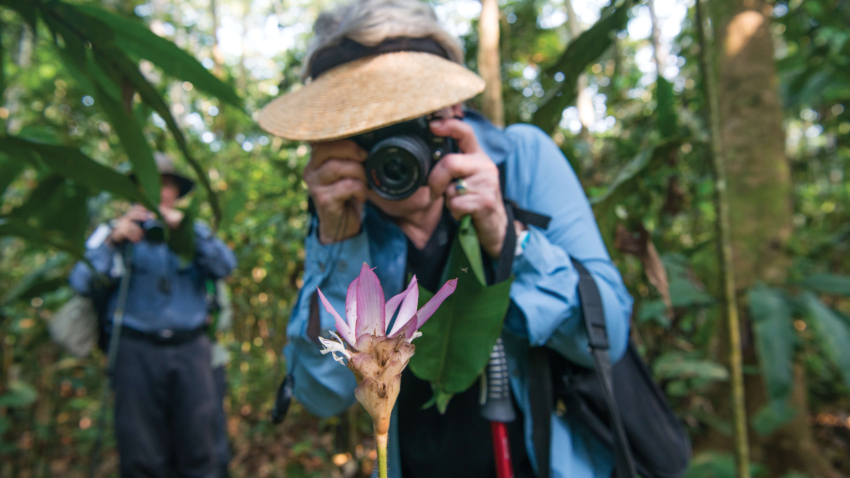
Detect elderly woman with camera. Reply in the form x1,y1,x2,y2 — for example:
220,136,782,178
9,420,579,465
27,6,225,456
259,1,633,477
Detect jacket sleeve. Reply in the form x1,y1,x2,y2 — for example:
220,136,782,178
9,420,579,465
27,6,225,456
68,241,117,297
502,125,633,367
284,225,370,418
194,222,236,280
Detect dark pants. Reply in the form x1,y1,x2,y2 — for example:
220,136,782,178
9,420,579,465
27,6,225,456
212,365,230,477
113,335,217,478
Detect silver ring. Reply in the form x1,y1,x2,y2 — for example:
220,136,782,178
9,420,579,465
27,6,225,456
455,179,469,196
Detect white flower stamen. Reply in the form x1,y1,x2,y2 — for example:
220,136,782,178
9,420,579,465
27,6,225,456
319,331,352,364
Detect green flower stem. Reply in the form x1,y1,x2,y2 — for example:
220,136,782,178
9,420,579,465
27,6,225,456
376,432,388,478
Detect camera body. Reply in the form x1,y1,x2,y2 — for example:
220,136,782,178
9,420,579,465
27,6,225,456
136,219,166,243
353,115,458,201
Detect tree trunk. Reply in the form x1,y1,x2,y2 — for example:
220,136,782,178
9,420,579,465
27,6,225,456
708,0,839,475
565,0,594,134
477,0,503,127
696,0,749,474
648,0,667,77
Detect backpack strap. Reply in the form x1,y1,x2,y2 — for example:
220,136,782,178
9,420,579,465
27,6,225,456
570,258,637,478
495,161,636,477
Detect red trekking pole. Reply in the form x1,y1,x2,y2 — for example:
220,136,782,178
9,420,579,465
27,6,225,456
482,338,515,478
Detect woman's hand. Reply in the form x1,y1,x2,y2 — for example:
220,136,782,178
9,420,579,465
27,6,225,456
427,118,508,258
304,140,369,244
159,206,185,230
109,206,151,244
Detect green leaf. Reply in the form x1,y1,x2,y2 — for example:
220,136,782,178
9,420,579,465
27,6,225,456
0,156,25,196
457,216,486,285
409,227,512,413
7,174,88,251
168,210,196,262
0,137,156,210
531,1,631,133
0,0,37,33
0,217,83,257
751,402,798,437
92,83,160,206
38,0,222,225
637,299,671,328
656,77,678,139
591,146,655,207
0,380,38,408
802,292,850,391
96,43,223,226
2,254,70,306
748,283,795,408
800,273,850,296
663,254,715,308
75,4,242,109
654,353,729,382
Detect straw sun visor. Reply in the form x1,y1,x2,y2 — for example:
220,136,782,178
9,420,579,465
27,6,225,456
258,51,486,142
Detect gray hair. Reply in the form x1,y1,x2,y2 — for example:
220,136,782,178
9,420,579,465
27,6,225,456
303,0,464,80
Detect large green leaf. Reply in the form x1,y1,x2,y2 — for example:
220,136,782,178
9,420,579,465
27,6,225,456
93,83,160,206
802,292,850,391
656,77,678,139
7,174,88,251
38,0,222,226
75,4,241,109
2,254,70,306
0,137,156,210
748,283,795,408
408,221,512,413
531,1,631,133
0,156,24,196
94,41,223,226
800,273,850,296
0,0,37,32
0,217,83,258
168,209,197,262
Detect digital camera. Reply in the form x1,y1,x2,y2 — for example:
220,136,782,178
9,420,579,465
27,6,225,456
352,115,458,201
136,219,166,243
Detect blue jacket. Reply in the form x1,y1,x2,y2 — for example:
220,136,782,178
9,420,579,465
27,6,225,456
285,111,633,478
69,222,236,333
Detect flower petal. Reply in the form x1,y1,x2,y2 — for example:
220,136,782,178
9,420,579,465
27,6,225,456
384,277,416,329
389,276,420,336
355,263,385,338
317,288,355,345
345,278,359,333
386,276,419,335
393,317,419,343
415,278,457,329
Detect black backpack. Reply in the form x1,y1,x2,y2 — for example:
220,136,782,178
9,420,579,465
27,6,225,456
498,163,692,478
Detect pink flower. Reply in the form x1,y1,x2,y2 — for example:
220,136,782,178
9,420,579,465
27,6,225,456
317,263,456,435
317,263,457,361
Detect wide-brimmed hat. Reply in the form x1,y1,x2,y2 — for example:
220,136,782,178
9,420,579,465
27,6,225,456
153,153,194,198
258,41,485,142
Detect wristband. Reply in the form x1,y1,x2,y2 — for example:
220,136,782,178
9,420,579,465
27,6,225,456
514,230,530,257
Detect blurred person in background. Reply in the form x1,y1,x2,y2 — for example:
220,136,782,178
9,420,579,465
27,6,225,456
257,0,633,477
69,153,237,478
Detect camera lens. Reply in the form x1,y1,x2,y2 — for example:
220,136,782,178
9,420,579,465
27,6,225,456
365,135,431,200
141,219,166,243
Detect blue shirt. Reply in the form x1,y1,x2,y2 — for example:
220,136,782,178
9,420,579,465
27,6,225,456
69,222,236,333
285,111,633,478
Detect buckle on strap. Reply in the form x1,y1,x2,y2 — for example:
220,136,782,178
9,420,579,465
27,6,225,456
571,258,609,350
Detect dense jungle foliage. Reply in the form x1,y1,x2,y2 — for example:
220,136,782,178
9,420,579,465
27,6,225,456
0,0,848,477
